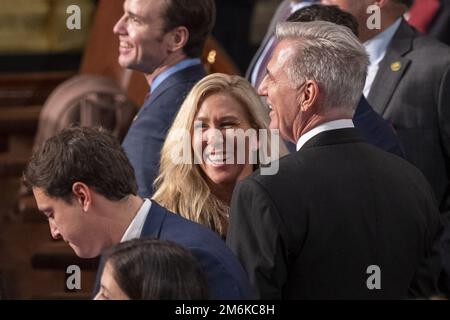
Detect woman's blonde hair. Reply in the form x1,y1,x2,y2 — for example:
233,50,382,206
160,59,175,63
152,73,287,237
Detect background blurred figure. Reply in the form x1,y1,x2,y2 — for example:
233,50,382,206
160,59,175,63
407,0,450,46
247,0,315,89
116,0,216,198
247,1,404,156
212,0,256,73
95,239,209,300
23,126,255,299
153,73,288,238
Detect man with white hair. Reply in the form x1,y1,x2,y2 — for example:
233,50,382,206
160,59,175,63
227,21,442,299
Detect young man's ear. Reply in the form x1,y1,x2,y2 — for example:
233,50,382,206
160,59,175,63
168,26,189,52
72,182,91,212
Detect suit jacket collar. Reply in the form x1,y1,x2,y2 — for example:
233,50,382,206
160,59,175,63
141,200,168,238
144,64,206,108
93,200,169,296
300,128,364,150
367,19,415,115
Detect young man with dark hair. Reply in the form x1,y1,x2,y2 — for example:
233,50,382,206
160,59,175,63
24,126,254,300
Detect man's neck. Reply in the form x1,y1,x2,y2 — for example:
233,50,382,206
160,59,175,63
145,53,187,87
293,108,354,143
98,195,145,245
359,8,405,42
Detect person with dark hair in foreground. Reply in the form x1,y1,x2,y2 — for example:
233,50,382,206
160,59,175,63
95,239,209,300
23,126,255,300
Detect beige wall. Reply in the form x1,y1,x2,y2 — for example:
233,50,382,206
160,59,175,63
0,0,95,53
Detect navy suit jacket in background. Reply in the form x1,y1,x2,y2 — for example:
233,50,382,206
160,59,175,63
94,201,255,300
141,201,256,299
122,64,206,198
354,95,404,158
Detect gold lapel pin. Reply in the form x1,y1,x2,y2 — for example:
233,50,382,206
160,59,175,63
391,61,402,72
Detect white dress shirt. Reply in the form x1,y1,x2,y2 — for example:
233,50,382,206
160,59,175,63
120,198,152,242
363,18,402,97
296,119,355,151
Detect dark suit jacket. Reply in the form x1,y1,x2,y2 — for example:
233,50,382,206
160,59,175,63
245,0,304,83
95,201,255,300
122,64,206,198
428,0,450,46
141,201,255,299
367,20,450,213
227,128,442,299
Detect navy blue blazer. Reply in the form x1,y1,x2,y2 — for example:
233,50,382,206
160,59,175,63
94,201,255,300
284,96,405,157
141,201,255,299
354,95,404,158
122,64,206,198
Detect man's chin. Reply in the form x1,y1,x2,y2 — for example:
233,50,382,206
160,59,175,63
70,244,99,259
118,58,132,69
117,55,139,70
269,119,279,131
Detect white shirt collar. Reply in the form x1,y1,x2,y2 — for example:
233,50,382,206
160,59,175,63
363,18,402,96
120,198,152,242
363,18,402,65
296,119,355,151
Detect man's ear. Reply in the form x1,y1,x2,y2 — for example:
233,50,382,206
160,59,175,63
300,80,319,112
168,26,189,52
72,182,91,212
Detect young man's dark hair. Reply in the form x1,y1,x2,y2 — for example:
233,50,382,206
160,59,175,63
23,126,137,203
287,4,359,37
162,0,216,57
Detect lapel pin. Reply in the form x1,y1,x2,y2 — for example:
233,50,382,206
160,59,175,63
133,115,138,122
391,61,402,72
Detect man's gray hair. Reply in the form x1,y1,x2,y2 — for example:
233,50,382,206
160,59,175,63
276,21,368,111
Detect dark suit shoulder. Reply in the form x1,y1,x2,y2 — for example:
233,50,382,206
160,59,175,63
409,32,450,66
159,210,224,244
158,211,256,299
252,139,434,201
413,32,450,54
